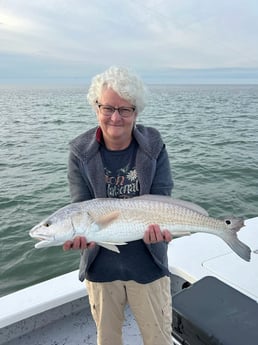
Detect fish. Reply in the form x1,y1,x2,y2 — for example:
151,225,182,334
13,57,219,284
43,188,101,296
29,194,251,262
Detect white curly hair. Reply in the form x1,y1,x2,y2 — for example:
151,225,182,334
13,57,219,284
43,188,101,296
86,66,147,113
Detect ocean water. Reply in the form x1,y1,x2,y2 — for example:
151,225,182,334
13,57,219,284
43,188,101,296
0,84,258,297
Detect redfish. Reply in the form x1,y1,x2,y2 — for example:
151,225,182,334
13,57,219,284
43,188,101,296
29,195,251,261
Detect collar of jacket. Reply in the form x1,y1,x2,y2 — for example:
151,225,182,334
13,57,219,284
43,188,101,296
69,124,164,161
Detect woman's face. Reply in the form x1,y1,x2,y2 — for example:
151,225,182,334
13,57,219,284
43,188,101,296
96,87,137,150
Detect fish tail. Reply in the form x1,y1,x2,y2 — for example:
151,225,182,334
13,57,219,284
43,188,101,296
220,230,251,262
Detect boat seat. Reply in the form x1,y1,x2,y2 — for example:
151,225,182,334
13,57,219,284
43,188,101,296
172,276,258,345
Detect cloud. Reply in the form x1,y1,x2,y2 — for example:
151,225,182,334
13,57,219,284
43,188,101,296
0,0,258,82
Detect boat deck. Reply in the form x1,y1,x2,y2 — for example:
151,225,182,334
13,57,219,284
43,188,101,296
3,300,143,345
1,272,184,345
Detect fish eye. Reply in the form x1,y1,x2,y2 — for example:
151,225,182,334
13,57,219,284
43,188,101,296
44,221,51,227
225,219,231,225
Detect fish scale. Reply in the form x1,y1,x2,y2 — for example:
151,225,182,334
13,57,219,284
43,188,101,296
29,194,251,262
87,199,225,230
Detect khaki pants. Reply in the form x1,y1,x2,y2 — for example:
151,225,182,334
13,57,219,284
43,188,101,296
86,277,173,345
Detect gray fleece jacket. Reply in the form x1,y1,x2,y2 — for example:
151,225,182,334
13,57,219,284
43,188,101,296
68,124,173,281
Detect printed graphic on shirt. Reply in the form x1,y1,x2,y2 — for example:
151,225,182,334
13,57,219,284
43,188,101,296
104,164,139,198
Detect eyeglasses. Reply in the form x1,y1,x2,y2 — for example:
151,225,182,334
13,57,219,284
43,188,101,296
96,102,136,118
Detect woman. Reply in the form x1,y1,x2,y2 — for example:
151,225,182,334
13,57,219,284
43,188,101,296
64,66,174,345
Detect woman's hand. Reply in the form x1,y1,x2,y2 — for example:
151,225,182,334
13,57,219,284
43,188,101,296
143,224,172,244
63,236,95,251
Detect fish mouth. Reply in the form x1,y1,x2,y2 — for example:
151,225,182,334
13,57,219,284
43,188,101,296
34,239,53,249
30,232,53,241
33,236,48,242
29,230,55,248
29,223,60,248
29,226,54,242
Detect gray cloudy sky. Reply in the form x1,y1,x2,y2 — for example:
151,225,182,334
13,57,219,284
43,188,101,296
1,0,258,83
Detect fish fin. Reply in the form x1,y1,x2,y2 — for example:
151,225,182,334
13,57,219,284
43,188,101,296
136,194,209,216
171,231,192,238
97,242,127,253
219,229,251,262
70,211,85,231
171,199,209,216
88,211,120,229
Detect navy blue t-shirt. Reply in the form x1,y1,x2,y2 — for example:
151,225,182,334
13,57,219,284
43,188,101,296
86,139,166,283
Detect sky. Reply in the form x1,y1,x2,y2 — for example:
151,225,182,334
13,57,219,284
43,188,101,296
1,0,258,84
